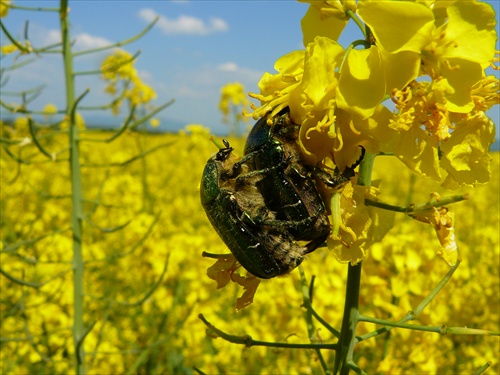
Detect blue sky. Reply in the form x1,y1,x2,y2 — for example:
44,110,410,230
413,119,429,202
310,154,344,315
1,0,499,137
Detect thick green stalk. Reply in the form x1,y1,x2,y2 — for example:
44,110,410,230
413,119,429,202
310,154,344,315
59,1,85,373
334,153,375,375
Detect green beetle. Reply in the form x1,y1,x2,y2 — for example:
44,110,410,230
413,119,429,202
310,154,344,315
238,108,364,251
238,110,327,249
200,140,316,279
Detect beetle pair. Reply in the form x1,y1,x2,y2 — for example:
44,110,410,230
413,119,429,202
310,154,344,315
200,108,364,279
200,138,311,279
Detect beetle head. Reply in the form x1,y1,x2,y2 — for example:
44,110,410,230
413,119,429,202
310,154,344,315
216,139,234,161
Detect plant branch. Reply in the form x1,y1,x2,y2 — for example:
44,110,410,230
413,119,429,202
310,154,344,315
299,268,331,374
198,314,338,350
365,194,470,214
73,17,159,57
74,51,141,76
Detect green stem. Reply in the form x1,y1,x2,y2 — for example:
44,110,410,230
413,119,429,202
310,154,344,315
28,117,53,160
75,50,141,76
358,316,499,336
356,259,461,343
345,10,366,39
198,314,338,350
60,1,85,373
5,3,60,12
334,152,375,375
365,194,469,213
73,17,158,57
335,263,362,375
0,19,31,53
299,268,330,374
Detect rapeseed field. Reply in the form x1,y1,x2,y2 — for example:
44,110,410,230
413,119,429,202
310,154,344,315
1,125,498,374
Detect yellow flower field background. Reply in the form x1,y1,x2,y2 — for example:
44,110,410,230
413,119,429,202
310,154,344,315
1,125,498,374
1,0,499,373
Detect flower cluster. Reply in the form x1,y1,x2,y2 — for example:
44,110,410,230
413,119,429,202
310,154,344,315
249,0,498,184
0,0,11,18
1,127,498,374
247,0,498,264
218,82,250,136
101,49,157,115
219,83,250,122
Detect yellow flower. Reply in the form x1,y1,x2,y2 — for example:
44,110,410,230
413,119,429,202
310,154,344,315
299,0,355,46
440,112,495,189
101,49,157,114
14,116,28,130
126,79,157,106
59,112,86,131
0,0,11,18
328,105,395,172
250,36,395,171
250,37,349,165
409,196,460,266
292,37,344,164
249,50,305,121
357,0,497,113
182,124,211,143
219,82,250,124
1,43,18,55
390,77,496,187
42,103,58,118
390,80,451,141
101,49,136,81
149,118,160,128
336,46,386,119
205,254,262,311
244,0,498,275
327,181,395,264
471,75,500,112
219,82,249,110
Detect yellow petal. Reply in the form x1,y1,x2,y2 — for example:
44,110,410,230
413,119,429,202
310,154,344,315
394,126,441,181
232,273,261,311
357,1,435,53
337,47,385,119
411,207,459,266
0,0,10,18
206,254,238,289
274,50,305,76
443,1,497,67
301,36,343,108
440,112,495,188
439,58,482,113
328,184,394,265
380,50,421,93
301,4,348,46
297,114,337,165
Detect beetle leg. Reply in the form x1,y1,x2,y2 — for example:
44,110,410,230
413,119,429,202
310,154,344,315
232,149,265,172
350,145,366,170
304,234,329,254
259,206,322,231
313,167,351,190
234,161,286,188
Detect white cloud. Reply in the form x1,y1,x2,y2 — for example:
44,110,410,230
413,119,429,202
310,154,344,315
74,33,112,50
216,62,263,83
138,70,153,81
139,8,228,36
41,30,112,51
44,30,62,45
217,62,238,72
